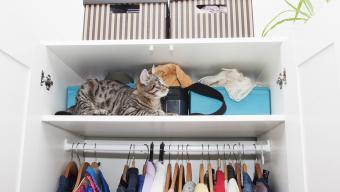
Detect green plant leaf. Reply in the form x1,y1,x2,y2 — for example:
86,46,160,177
262,10,295,37
262,17,308,37
284,0,311,18
294,0,305,19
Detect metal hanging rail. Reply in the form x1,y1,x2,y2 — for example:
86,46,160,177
64,140,270,155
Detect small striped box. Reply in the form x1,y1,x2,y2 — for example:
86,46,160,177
83,0,168,40
171,0,254,38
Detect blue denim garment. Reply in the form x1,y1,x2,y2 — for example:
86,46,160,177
127,168,139,192
98,170,110,192
57,176,72,192
137,175,145,192
242,171,253,192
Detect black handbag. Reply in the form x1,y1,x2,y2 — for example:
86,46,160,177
161,83,227,115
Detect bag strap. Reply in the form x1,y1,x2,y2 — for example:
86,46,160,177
186,83,227,115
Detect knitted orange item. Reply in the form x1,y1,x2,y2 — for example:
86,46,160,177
154,64,193,88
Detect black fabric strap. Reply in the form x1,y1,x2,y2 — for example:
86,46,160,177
186,83,227,115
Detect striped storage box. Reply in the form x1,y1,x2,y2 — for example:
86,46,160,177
171,0,254,38
83,0,168,40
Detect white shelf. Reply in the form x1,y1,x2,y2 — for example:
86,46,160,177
42,115,285,138
44,38,286,79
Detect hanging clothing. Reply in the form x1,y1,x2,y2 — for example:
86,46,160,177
117,175,128,192
183,181,196,192
85,167,110,192
227,165,236,181
254,178,271,192
193,183,209,192
243,171,253,192
214,170,225,192
57,175,76,192
127,168,139,192
224,180,228,192
150,162,166,192
137,175,145,192
142,161,156,192
227,178,240,192
74,175,101,192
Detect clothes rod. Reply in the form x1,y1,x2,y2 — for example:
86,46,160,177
64,140,270,155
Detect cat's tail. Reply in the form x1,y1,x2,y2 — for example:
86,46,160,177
55,105,76,115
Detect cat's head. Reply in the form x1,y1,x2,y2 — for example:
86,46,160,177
137,66,169,98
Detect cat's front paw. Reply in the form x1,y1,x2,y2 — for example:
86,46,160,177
92,109,109,115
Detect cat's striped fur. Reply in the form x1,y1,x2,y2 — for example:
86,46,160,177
68,68,173,115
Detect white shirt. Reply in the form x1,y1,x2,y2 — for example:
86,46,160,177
227,178,240,192
150,161,166,192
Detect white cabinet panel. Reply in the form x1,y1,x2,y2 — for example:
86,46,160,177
297,44,340,192
0,50,30,192
288,1,340,191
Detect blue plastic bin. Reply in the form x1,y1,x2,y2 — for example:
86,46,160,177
190,87,271,115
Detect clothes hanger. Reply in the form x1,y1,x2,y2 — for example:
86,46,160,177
122,144,133,182
159,142,165,164
164,144,172,192
149,142,154,162
178,145,185,192
131,144,136,168
217,144,221,171
74,143,90,189
186,144,192,183
63,142,78,186
223,144,228,181
254,144,263,179
242,144,248,173
234,144,242,190
91,143,101,169
143,144,149,176
169,145,180,192
207,144,214,192
199,144,205,184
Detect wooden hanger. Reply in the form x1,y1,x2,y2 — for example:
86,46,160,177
178,145,185,192
186,145,192,182
123,144,133,182
234,144,242,190
178,164,184,192
90,143,100,169
208,145,214,192
64,143,78,189
165,145,172,192
170,162,179,190
254,144,263,179
74,143,90,189
199,144,205,184
242,144,248,173
169,145,180,191
143,144,149,176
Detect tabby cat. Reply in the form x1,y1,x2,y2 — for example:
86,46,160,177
68,67,174,115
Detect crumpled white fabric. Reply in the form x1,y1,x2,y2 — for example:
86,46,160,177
199,68,256,102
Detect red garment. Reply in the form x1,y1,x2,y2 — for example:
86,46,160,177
214,170,225,192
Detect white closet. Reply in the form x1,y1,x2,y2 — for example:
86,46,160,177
1,0,340,192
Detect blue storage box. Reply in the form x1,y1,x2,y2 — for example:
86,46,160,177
67,86,80,108
190,87,271,115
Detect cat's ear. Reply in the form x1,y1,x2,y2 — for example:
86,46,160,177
140,69,150,85
151,65,156,74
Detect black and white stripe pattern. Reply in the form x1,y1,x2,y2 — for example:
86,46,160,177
170,0,254,38
83,3,167,40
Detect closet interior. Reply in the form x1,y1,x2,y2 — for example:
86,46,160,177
42,37,288,191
